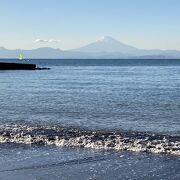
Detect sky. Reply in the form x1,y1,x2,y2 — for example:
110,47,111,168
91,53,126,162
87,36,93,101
0,0,180,50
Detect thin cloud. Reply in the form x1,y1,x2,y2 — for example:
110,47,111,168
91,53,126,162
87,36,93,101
48,39,60,43
35,39,60,43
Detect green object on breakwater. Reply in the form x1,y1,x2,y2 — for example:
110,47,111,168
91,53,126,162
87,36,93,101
18,53,23,60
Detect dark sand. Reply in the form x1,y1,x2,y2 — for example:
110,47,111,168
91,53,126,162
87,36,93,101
0,143,179,180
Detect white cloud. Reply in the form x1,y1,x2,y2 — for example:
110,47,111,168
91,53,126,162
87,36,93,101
35,39,60,43
48,39,60,43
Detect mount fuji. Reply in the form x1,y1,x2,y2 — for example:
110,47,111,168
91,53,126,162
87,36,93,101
73,36,139,55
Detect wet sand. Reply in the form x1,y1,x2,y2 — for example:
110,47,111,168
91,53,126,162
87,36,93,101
0,143,179,180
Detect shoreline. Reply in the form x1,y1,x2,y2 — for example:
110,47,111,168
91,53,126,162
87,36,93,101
0,124,179,156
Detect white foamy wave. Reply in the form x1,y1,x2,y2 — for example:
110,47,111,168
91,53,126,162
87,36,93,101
0,124,179,156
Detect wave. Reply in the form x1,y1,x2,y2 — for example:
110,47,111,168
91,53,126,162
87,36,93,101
0,124,179,156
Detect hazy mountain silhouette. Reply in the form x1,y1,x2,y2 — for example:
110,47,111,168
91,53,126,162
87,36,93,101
1,36,180,59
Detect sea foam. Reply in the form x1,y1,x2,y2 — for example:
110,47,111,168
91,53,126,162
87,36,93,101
0,124,179,156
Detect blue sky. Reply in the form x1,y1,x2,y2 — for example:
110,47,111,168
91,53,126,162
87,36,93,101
0,0,180,50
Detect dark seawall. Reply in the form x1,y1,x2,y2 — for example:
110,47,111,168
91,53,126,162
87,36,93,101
0,62,36,70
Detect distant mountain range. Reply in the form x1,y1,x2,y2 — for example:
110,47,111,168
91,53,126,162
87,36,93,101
1,36,180,59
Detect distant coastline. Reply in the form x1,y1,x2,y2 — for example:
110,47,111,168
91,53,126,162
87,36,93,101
1,58,180,60
1,37,180,59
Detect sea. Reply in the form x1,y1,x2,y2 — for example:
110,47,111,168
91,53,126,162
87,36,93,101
0,59,179,180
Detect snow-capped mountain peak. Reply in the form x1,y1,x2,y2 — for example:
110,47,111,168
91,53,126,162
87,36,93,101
74,36,139,54
98,36,118,43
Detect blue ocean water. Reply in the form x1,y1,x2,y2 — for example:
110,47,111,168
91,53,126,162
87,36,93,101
0,59,180,179
0,59,180,134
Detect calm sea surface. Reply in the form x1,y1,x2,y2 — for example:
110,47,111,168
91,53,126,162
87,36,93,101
0,59,180,133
